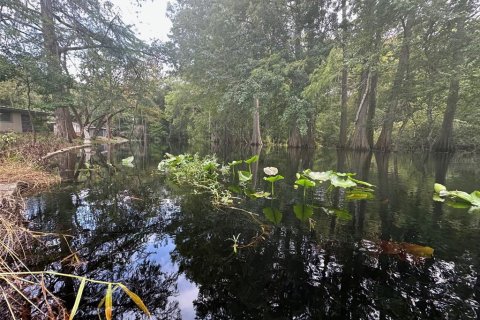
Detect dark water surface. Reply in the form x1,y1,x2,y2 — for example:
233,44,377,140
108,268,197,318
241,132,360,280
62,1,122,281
25,143,480,319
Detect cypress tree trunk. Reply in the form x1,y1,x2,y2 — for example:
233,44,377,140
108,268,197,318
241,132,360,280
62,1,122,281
366,71,378,147
251,97,263,145
287,125,303,148
41,0,75,141
433,78,459,152
338,0,349,148
433,2,466,152
349,69,371,151
376,16,413,151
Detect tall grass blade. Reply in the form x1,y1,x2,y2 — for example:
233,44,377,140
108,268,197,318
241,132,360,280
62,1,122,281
69,277,87,320
2,289,17,320
105,283,112,320
119,283,151,317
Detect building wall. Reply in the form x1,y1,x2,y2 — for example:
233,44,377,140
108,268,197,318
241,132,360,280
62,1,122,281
0,112,23,132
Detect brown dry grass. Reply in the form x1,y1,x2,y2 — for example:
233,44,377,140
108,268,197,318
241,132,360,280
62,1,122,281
0,160,60,196
0,196,69,319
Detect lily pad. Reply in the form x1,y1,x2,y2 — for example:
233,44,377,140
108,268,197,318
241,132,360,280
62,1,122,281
245,155,259,165
263,207,282,224
295,178,316,188
122,156,134,167
330,175,356,188
434,183,447,193
238,170,253,182
307,171,332,182
293,204,314,221
264,175,284,183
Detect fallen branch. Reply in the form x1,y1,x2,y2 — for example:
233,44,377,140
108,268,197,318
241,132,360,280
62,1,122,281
40,143,91,161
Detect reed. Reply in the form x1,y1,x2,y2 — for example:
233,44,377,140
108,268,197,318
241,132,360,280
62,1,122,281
0,195,150,319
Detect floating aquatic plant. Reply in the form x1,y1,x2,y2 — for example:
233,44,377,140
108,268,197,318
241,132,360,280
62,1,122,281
121,156,134,167
244,155,259,174
263,207,282,224
263,166,284,197
228,160,242,178
433,183,480,212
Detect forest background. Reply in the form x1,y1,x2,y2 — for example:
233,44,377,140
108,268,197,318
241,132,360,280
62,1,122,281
1,0,479,152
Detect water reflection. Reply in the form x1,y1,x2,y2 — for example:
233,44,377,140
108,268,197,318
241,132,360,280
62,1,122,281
24,144,480,319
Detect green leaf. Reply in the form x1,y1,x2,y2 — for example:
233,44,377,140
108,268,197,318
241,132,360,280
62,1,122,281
238,170,253,182
295,178,316,188
445,200,472,209
263,207,282,224
330,175,356,188
250,191,271,198
228,160,242,166
346,190,374,201
335,172,356,177
468,206,480,213
307,171,332,182
264,175,284,183
121,156,134,167
293,204,314,221
433,194,445,202
434,183,447,193
228,185,242,194
244,155,259,164
448,190,474,203
349,177,375,187
469,191,480,206
203,161,217,172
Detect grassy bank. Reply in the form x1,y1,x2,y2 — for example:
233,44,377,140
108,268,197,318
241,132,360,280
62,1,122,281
0,133,71,196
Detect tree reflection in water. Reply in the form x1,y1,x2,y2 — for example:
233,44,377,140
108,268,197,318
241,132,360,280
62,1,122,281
25,144,480,319
27,145,181,319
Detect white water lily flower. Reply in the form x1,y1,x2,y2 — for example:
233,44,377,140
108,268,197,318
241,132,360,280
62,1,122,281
263,167,278,176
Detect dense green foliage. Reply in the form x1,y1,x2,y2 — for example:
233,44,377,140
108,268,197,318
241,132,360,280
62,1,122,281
1,0,479,151
0,1,163,140
158,152,375,230
165,0,480,151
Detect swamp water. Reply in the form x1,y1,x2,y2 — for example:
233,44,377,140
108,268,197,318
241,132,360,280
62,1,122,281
23,143,480,319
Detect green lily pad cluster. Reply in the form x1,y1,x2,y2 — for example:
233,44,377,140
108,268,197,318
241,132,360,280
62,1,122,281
159,153,377,228
232,155,259,183
433,183,480,212
294,169,375,201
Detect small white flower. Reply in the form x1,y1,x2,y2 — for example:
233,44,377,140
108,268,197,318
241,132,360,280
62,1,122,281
263,167,278,176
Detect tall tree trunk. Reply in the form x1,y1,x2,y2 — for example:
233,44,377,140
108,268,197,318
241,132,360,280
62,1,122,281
25,77,36,144
376,15,413,151
41,0,75,141
338,0,349,148
349,69,371,151
433,3,466,152
366,70,378,147
251,97,263,145
305,117,316,148
106,115,112,139
287,125,303,148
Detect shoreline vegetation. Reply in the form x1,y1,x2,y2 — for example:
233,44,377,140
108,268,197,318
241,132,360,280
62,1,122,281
0,133,149,319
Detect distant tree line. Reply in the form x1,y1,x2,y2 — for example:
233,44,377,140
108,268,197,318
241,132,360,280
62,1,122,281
164,0,480,152
1,0,479,152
